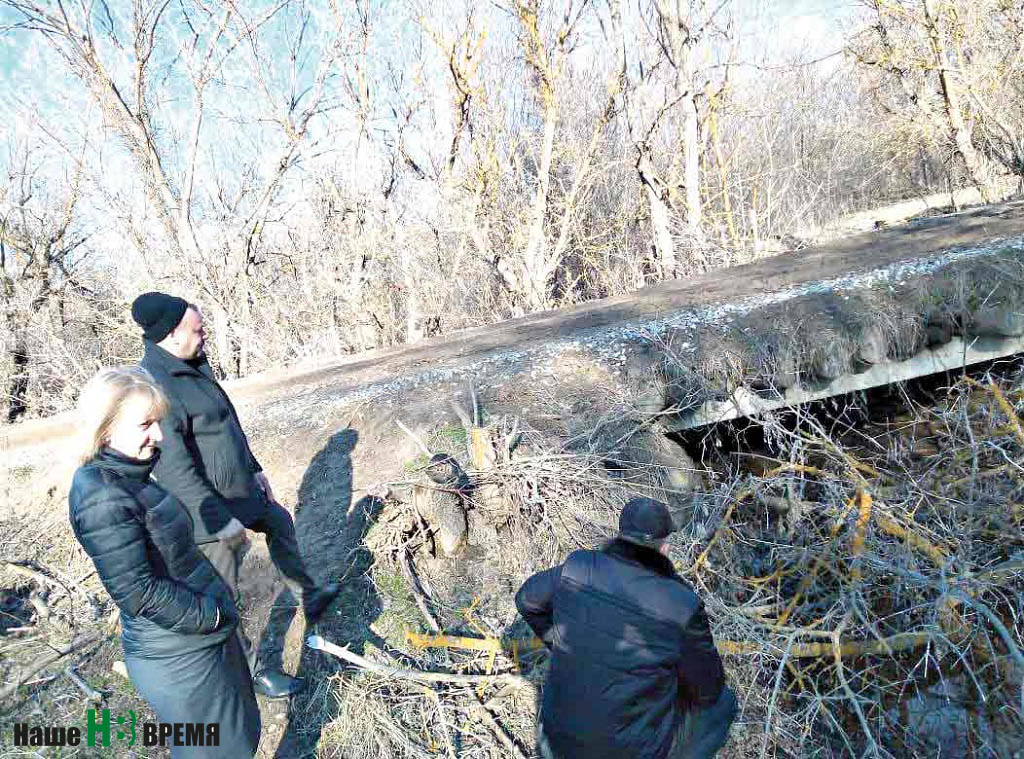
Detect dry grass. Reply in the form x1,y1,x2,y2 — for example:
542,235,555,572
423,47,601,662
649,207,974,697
340,361,1024,758
0,502,161,756
658,248,1024,413
2,356,1022,758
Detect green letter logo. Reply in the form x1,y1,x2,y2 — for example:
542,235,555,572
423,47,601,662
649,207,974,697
86,709,111,747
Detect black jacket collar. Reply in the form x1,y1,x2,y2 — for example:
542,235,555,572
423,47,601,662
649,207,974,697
143,340,210,379
603,538,679,579
90,447,160,481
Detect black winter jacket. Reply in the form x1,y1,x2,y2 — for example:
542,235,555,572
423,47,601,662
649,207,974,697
140,341,266,543
69,448,238,659
515,539,726,759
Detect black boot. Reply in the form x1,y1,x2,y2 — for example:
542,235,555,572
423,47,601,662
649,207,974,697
253,669,304,699
304,583,340,622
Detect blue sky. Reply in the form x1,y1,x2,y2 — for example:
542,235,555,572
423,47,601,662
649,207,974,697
0,0,864,261
744,0,859,62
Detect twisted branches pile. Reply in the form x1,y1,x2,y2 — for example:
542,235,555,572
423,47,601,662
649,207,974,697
683,369,1024,756
343,367,1024,757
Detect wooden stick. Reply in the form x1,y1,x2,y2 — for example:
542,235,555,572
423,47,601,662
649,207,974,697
0,633,101,701
406,631,546,654
470,692,529,759
406,629,931,660
307,635,531,687
872,503,949,566
4,562,62,590
396,420,433,457
764,463,831,479
64,665,102,704
966,378,1024,446
401,550,440,633
718,631,932,659
2,561,99,620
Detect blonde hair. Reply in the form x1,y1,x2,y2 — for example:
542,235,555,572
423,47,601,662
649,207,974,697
77,366,169,463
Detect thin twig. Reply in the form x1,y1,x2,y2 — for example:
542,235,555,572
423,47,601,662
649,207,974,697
831,619,882,759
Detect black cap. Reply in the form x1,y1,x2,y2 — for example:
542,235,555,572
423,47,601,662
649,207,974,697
618,497,675,548
131,292,188,343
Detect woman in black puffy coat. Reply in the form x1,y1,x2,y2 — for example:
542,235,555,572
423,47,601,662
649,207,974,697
68,367,260,758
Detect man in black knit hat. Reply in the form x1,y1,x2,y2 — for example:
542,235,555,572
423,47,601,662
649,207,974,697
516,497,737,759
131,291,339,699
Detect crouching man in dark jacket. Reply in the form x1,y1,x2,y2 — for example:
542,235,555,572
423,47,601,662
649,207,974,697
131,292,339,699
515,497,737,759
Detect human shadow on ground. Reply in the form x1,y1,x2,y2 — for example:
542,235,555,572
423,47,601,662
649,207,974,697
267,429,387,758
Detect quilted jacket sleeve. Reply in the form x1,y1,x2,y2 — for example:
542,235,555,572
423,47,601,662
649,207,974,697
70,482,223,634
676,601,726,709
515,565,563,646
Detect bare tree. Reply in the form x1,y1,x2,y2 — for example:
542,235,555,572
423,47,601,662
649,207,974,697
852,0,1024,200
499,0,590,312
2,0,346,374
0,141,103,420
612,0,735,277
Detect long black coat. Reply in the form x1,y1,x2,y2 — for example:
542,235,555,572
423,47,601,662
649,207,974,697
69,448,261,757
140,341,267,543
515,539,726,759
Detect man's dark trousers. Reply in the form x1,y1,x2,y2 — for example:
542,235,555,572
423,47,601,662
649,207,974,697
200,499,318,674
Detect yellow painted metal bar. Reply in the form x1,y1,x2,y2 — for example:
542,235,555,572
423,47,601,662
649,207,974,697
406,630,932,660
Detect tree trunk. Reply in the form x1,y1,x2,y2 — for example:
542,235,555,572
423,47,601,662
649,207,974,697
403,265,427,344
549,70,622,283
637,146,677,277
345,253,378,351
6,330,29,423
681,90,702,237
654,0,703,241
521,102,557,311
204,301,235,379
921,0,995,202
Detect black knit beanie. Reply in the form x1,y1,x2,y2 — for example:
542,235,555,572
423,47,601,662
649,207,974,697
131,292,189,343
